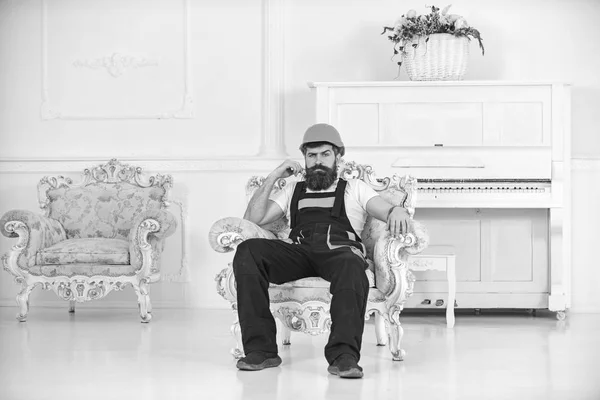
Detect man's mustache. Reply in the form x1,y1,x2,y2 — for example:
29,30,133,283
308,165,331,172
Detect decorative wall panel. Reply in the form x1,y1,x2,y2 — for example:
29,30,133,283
41,0,192,119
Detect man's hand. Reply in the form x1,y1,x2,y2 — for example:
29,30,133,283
243,159,301,225
271,159,304,180
387,206,410,238
366,196,411,237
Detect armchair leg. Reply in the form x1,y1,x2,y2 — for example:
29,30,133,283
276,317,291,346
388,320,406,361
134,280,152,323
16,283,36,322
230,314,244,359
68,300,76,313
374,312,388,346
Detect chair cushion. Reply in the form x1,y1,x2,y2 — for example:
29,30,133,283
36,238,130,265
28,263,137,277
272,268,376,289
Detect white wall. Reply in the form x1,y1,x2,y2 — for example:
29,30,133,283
0,0,599,312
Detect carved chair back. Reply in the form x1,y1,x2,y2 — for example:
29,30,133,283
37,159,173,240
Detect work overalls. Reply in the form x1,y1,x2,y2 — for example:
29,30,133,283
233,178,370,364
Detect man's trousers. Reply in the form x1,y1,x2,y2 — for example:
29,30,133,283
232,234,370,364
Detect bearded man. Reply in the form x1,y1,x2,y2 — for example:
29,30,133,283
232,123,410,378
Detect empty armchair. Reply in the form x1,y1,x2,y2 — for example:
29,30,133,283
1,159,177,322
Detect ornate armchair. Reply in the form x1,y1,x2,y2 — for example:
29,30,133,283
209,161,428,361
1,159,177,323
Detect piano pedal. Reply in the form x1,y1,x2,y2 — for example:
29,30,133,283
435,299,444,307
421,299,431,305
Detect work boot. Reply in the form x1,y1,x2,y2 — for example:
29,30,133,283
327,354,364,379
236,351,282,371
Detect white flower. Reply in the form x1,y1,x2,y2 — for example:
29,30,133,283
439,15,449,25
447,14,460,23
441,4,452,16
406,9,417,19
454,18,468,29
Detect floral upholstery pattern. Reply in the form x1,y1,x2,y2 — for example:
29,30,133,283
29,263,137,278
0,210,67,270
35,238,130,265
46,183,165,240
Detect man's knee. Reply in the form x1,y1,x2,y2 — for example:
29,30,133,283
330,254,369,294
233,238,269,275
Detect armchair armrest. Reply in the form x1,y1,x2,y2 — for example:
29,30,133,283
208,217,277,253
0,209,67,271
371,220,429,295
128,209,178,272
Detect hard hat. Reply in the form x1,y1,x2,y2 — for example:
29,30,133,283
299,123,345,156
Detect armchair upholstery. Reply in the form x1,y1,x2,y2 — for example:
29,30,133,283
1,159,177,322
209,160,428,360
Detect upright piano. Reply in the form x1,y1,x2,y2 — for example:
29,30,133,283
309,81,571,319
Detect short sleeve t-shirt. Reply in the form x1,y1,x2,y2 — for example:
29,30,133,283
271,179,378,239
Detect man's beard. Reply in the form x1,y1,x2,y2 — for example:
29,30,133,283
305,162,338,191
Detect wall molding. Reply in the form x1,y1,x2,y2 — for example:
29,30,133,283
41,0,193,120
258,0,288,157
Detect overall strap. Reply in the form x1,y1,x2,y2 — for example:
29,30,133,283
331,178,347,219
289,181,306,228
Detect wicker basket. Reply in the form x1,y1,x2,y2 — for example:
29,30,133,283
402,33,469,81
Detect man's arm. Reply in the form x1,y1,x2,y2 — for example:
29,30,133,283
243,159,303,226
366,196,410,238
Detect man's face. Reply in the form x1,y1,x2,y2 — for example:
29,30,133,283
304,144,339,191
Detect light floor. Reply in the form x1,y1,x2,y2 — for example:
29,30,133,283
0,306,598,400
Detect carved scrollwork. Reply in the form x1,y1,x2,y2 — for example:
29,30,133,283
37,159,174,213
216,232,244,251
53,279,110,302
384,234,416,268
138,219,161,247
73,53,159,78
2,221,29,279
273,304,332,336
215,266,237,302
215,269,228,299
37,176,73,211
3,221,29,251
339,160,390,191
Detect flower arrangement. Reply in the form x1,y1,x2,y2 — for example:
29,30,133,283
381,4,484,67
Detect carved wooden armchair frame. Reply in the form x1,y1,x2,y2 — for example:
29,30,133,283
1,159,177,322
209,160,428,360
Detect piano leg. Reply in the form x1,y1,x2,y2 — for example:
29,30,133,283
549,208,570,317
